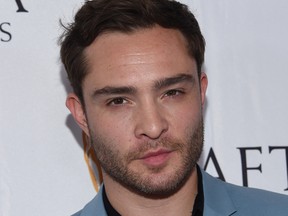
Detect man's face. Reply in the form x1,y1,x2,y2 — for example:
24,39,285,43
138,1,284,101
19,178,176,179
68,26,207,196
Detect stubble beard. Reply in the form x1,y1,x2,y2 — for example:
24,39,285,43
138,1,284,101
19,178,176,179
90,117,204,197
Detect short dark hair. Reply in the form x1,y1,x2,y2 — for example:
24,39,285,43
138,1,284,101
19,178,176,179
60,0,205,104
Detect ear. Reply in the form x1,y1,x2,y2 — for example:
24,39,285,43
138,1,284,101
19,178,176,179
66,93,90,137
200,72,208,108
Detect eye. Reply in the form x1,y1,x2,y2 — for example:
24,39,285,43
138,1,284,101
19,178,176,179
164,89,184,97
107,97,128,106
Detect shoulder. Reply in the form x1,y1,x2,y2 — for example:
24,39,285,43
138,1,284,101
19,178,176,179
201,169,288,215
71,186,107,216
225,180,288,214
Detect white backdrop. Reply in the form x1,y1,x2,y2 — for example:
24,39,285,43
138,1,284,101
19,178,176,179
1,0,288,215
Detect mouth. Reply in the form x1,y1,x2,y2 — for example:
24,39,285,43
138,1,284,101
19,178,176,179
138,149,174,168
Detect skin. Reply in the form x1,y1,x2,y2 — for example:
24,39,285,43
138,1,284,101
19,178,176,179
67,26,208,216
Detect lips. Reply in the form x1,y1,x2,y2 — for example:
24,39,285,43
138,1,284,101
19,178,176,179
139,149,173,167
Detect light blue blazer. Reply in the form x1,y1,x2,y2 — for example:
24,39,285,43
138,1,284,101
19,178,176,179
73,169,288,216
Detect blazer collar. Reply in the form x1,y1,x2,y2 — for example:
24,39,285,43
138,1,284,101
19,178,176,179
79,169,238,216
201,169,237,216
79,186,108,216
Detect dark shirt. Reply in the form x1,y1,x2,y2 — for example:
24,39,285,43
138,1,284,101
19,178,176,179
103,165,204,216
192,165,204,216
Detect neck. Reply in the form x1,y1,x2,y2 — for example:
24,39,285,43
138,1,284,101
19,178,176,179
103,166,198,216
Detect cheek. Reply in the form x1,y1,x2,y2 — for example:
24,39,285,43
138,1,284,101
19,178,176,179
87,109,134,147
167,100,202,131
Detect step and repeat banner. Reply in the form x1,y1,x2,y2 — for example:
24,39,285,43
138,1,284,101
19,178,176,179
1,0,288,215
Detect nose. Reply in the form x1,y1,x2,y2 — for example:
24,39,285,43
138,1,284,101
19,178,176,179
134,101,169,140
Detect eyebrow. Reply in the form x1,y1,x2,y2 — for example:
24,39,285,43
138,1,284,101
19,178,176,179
91,86,137,98
154,73,195,90
91,73,195,98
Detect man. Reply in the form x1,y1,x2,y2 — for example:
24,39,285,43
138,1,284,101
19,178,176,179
60,0,288,215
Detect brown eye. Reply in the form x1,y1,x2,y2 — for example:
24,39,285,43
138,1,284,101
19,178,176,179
165,89,183,97
108,97,127,106
166,90,178,96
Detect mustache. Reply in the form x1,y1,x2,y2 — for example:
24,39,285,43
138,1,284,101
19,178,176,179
125,137,184,161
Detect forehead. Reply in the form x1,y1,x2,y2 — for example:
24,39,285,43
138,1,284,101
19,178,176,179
83,26,197,89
